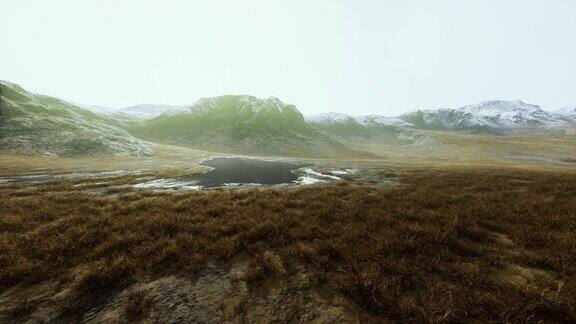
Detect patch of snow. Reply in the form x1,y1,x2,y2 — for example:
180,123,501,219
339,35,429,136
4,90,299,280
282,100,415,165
119,104,189,119
300,167,341,180
73,103,131,118
73,181,109,187
133,179,202,190
557,107,576,120
222,182,262,187
306,112,353,124
328,168,357,175
306,112,415,127
296,176,326,185
458,100,565,128
180,185,204,191
399,100,571,131
355,115,414,127
0,178,17,184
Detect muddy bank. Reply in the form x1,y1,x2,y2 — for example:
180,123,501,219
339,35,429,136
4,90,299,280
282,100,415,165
0,258,357,323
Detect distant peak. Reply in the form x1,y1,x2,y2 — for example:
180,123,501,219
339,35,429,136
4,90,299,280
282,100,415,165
460,100,542,113
265,96,282,103
557,106,576,117
558,106,576,112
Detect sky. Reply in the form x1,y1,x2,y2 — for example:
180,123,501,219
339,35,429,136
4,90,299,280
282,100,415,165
1,0,576,116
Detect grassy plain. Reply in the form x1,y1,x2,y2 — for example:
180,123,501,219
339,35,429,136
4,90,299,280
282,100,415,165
1,131,575,177
0,131,575,322
351,130,576,168
1,167,575,321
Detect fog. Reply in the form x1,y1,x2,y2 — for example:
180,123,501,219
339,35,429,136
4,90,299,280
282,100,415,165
2,0,575,115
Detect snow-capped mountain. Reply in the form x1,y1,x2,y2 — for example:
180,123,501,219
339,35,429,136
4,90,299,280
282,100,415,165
459,100,567,127
400,100,571,133
306,100,575,139
306,112,414,127
119,104,188,119
557,107,576,120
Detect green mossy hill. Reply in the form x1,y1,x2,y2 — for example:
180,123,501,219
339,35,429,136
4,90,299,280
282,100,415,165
132,95,370,157
0,80,152,156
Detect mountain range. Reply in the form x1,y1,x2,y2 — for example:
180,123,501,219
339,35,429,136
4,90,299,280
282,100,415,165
1,80,574,157
307,100,575,135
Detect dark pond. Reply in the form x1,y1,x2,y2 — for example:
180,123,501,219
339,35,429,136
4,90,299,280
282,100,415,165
193,157,310,188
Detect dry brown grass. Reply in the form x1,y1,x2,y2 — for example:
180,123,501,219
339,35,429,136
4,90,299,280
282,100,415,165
244,251,287,286
124,289,153,321
1,167,576,321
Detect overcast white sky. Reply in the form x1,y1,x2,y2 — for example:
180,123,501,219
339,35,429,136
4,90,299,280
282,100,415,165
1,0,575,115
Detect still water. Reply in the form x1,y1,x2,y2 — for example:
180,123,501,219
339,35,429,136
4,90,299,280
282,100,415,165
193,157,310,188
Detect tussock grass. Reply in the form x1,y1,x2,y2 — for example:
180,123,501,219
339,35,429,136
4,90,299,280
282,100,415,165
1,167,575,321
125,289,153,321
245,251,287,286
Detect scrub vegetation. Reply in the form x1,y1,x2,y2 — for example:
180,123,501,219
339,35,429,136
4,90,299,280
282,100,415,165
1,166,575,322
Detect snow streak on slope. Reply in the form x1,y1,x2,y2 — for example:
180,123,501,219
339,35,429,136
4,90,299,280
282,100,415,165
306,113,414,127
119,104,189,119
400,100,575,132
306,112,354,124
308,100,575,132
458,100,568,128
557,107,576,120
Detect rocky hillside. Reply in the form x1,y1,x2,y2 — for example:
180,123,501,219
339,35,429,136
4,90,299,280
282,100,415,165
0,81,152,156
131,95,364,157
